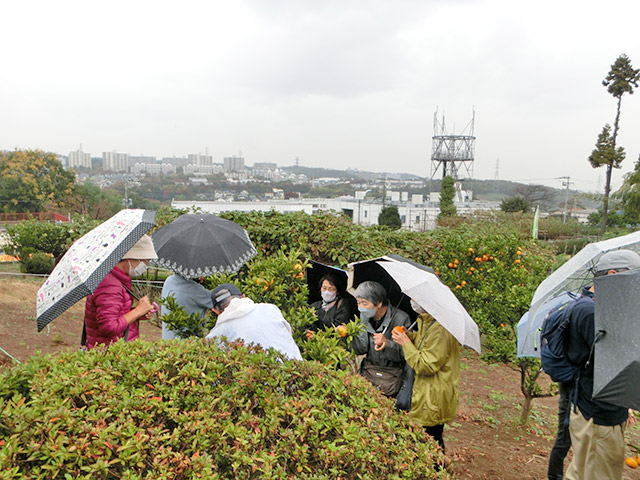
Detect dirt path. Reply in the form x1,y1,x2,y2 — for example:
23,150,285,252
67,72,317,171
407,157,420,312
1,277,638,479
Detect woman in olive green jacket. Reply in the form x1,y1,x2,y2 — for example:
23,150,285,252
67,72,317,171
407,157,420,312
392,302,460,452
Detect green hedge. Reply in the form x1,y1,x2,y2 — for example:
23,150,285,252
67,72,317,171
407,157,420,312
0,340,447,479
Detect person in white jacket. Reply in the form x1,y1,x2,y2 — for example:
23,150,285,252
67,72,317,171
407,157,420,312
205,283,302,361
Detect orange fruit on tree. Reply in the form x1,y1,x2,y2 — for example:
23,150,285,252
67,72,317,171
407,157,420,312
448,262,453,268
482,255,488,261
515,259,521,264
468,247,474,254
336,325,348,337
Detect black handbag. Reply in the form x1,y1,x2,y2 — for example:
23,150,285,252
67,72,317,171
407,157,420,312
395,320,434,411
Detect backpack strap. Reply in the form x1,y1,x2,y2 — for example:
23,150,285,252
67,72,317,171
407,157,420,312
570,328,606,413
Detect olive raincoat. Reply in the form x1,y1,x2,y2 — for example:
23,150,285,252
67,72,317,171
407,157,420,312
403,313,460,427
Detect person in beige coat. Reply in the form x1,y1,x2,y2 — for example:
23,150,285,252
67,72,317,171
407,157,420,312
392,300,460,452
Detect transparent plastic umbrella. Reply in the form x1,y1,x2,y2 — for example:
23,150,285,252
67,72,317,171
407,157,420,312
516,291,578,358
527,230,640,344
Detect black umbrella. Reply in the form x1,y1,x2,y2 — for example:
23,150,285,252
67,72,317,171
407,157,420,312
152,214,257,278
592,268,640,410
346,256,418,324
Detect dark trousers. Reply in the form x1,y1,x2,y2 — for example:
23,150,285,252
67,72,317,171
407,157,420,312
426,424,445,453
548,381,572,480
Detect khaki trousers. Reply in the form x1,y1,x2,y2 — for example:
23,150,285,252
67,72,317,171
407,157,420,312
565,407,626,480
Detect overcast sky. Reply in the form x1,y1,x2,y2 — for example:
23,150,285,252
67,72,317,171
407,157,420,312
2,0,640,193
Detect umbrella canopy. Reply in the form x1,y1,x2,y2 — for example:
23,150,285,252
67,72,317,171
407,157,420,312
346,256,417,324
306,260,351,304
592,268,640,410
516,291,578,358
377,260,481,353
529,230,640,323
36,209,156,331
152,214,257,279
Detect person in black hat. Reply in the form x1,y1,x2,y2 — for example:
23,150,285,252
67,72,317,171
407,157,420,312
205,283,302,360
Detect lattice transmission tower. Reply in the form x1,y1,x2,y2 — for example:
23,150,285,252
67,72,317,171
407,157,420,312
430,109,476,180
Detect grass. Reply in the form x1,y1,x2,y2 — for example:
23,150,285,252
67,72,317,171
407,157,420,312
0,262,20,274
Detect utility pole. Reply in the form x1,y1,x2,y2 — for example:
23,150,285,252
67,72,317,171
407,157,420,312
556,176,573,223
122,177,132,208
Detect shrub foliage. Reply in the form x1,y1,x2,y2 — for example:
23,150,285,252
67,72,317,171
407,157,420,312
0,340,448,479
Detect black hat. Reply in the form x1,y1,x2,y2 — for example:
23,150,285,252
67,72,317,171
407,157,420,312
211,283,242,310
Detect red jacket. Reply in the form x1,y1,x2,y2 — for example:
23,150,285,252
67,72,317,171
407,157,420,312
84,266,139,349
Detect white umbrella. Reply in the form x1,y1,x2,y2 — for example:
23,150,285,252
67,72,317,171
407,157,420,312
377,260,481,353
36,209,156,331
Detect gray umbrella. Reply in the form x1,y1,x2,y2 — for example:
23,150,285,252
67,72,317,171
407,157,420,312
592,268,640,410
152,214,257,278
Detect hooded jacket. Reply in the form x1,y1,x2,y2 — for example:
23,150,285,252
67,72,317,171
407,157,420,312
205,297,302,360
403,313,460,427
84,266,139,349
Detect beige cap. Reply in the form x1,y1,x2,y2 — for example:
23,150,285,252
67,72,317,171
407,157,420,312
122,234,158,260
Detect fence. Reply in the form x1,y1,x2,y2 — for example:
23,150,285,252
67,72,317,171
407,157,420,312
0,212,70,223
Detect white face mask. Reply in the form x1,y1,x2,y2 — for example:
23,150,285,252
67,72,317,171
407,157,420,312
128,260,148,277
321,290,337,303
410,299,426,314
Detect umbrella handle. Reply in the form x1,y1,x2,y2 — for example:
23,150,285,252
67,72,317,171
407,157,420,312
150,302,159,314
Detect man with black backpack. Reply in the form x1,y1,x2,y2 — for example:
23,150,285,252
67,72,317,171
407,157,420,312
563,249,640,480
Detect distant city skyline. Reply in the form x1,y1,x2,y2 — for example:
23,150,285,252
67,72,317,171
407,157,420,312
3,1,640,194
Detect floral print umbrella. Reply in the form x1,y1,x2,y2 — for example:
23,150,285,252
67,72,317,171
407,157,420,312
36,209,156,331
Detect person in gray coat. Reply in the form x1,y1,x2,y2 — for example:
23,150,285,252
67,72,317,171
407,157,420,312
350,281,411,397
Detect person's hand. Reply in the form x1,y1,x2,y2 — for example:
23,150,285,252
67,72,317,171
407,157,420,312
628,409,637,425
391,329,410,347
135,296,153,317
373,332,387,351
305,329,314,339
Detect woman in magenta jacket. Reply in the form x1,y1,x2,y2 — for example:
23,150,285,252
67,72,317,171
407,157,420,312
84,234,158,349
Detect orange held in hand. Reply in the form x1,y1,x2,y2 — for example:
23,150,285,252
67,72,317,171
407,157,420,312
392,326,406,335
336,325,348,337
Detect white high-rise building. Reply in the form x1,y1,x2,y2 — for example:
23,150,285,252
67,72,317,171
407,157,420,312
103,151,129,172
68,146,91,169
